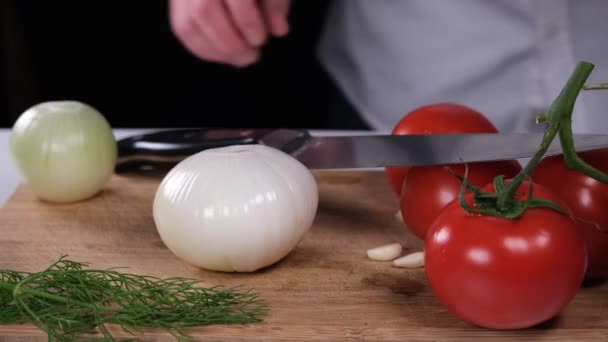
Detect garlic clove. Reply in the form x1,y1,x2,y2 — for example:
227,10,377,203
393,251,424,268
367,243,403,261
395,210,404,223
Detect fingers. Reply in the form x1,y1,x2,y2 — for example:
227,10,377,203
192,0,259,65
225,0,267,47
177,20,255,66
169,0,259,67
169,0,291,67
261,0,291,37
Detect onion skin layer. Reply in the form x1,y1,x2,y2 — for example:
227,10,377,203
10,101,117,203
153,145,319,272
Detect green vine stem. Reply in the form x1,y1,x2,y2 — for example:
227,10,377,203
583,83,608,90
459,60,608,220
496,61,594,210
558,109,608,183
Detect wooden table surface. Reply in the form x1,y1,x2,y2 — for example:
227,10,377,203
0,171,607,341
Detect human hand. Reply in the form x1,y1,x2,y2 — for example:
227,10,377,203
169,0,291,67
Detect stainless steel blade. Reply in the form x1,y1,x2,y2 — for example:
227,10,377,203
289,133,608,169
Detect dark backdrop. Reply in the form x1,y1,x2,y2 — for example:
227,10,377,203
0,1,346,129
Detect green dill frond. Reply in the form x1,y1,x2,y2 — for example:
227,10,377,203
0,256,267,341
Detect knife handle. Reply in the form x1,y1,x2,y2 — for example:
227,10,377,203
115,128,274,172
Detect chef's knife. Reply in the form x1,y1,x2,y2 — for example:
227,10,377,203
114,128,608,172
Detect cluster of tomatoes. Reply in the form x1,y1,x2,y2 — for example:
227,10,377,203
386,103,608,329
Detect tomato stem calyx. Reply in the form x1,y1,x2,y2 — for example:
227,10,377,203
454,165,567,219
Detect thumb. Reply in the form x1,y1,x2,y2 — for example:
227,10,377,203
262,0,291,37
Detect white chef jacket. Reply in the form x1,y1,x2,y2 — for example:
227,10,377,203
318,0,608,133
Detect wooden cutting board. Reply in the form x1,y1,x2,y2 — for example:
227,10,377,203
0,171,607,341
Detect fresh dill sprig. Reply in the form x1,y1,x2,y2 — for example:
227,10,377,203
0,256,267,341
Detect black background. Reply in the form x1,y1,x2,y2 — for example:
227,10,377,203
0,1,349,129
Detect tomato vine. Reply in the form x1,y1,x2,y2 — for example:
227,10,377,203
458,61,608,219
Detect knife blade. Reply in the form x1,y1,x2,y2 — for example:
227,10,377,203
114,128,608,172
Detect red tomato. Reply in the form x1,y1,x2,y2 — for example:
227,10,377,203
425,181,587,329
400,160,522,239
385,103,499,195
531,149,608,281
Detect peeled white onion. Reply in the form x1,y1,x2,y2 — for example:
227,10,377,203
153,144,319,272
9,101,117,203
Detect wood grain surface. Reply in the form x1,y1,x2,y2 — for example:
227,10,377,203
0,171,607,341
